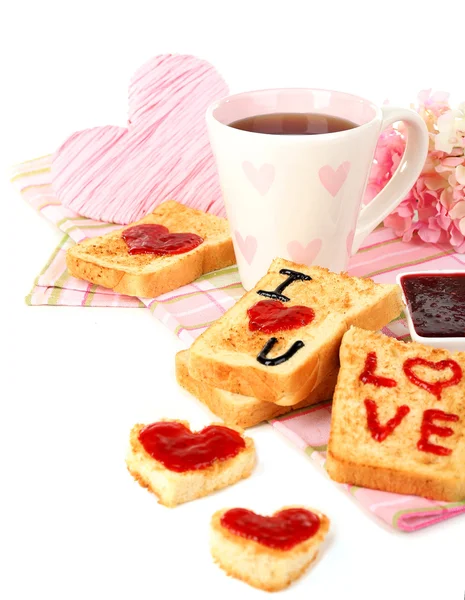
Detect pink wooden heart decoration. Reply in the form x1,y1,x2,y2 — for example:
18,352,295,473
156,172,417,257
52,55,229,224
287,239,322,265
242,162,275,196
235,231,257,265
318,161,351,198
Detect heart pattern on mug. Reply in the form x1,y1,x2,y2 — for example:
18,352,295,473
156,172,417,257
52,55,229,224
319,161,351,198
235,231,257,265
242,161,275,196
287,239,322,266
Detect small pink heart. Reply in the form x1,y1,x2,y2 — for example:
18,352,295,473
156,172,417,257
235,231,257,265
319,161,351,197
346,229,356,256
242,161,275,196
287,239,322,266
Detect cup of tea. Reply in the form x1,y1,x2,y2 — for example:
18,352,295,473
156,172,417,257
206,88,428,290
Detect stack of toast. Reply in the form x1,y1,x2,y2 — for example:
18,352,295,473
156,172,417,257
177,257,403,427
68,199,465,591
68,201,465,504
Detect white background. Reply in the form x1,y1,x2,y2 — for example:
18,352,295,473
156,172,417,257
1,1,464,599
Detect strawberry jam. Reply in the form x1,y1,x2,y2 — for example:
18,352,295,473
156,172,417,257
400,273,465,337
247,300,315,334
364,399,410,442
403,357,462,400
122,224,203,255
418,409,459,456
220,508,320,550
138,422,245,472
359,352,397,388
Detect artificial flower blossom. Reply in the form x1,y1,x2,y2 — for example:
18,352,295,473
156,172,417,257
368,91,465,253
435,102,465,153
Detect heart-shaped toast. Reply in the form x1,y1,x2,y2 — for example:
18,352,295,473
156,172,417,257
126,421,255,507
52,55,229,224
211,506,330,592
247,300,315,334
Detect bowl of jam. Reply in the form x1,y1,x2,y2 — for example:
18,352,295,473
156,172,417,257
397,270,465,351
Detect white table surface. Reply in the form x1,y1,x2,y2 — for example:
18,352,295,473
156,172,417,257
2,2,464,599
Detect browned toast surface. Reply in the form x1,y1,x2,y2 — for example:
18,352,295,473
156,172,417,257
189,258,402,406
66,200,235,297
326,327,465,501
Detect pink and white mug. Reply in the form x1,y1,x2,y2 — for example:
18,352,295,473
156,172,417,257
206,88,428,290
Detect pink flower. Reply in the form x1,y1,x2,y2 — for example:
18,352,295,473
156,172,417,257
417,89,449,110
375,91,465,254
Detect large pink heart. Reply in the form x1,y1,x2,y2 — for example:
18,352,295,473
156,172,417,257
52,55,229,224
319,161,351,197
287,239,322,265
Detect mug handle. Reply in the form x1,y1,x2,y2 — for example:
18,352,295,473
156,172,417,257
352,106,429,254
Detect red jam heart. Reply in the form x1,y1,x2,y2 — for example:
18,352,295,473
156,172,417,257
138,421,245,472
247,300,315,334
359,352,397,388
403,357,462,400
220,508,320,550
122,224,203,255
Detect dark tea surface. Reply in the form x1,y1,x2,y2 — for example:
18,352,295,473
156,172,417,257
228,112,358,135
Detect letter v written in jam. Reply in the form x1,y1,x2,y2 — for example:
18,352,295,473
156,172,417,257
364,399,410,442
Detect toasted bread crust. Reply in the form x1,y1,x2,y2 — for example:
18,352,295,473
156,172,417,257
126,420,256,507
326,450,465,501
175,349,338,428
189,258,403,406
66,200,235,297
210,507,330,592
326,327,465,501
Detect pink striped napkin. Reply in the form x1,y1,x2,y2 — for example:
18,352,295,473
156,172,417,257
12,155,465,531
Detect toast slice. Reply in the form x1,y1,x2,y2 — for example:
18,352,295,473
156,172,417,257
66,200,235,297
188,258,402,406
326,327,465,501
176,349,337,428
210,506,330,592
126,420,255,507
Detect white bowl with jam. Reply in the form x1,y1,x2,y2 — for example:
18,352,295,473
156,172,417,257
396,270,465,351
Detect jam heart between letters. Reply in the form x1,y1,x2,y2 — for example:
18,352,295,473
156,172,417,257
220,508,321,550
138,422,245,472
122,224,203,255
403,357,463,400
247,300,315,334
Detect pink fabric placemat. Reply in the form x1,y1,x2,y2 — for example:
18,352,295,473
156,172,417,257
13,155,465,532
